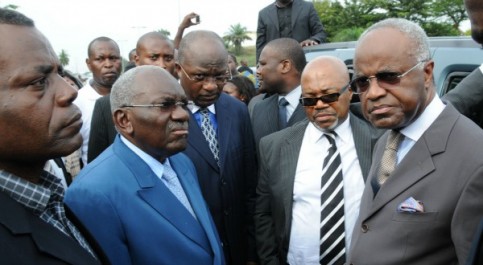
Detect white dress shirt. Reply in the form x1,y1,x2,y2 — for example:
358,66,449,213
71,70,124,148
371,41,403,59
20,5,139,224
73,80,102,165
279,85,301,122
287,116,365,265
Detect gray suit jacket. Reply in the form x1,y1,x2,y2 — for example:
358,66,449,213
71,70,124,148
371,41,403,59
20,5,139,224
255,115,382,265
348,104,483,265
251,94,306,151
256,0,326,61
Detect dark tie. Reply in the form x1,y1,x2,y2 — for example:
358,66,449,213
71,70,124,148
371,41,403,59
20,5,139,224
320,133,345,265
372,130,403,195
199,108,220,166
278,97,289,129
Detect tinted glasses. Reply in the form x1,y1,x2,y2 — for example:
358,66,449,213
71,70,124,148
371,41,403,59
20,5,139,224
350,61,426,94
299,82,350,106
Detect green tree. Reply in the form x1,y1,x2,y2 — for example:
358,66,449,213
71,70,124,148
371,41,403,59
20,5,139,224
3,4,18,9
58,49,69,67
156,29,171,38
223,23,252,55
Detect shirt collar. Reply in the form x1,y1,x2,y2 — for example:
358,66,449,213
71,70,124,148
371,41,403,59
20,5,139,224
307,115,352,145
279,85,301,109
120,135,166,178
188,102,216,115
400,94,445,142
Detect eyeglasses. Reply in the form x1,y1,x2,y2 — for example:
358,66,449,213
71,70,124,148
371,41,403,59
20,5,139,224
179,64,232,85
299,82,350,106
121,100,188,112
350,60,427,94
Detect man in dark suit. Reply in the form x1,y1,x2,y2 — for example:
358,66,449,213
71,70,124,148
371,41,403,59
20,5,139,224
176,30,258,265
65,66,225,265
252,38,308,149
255,56,382,265
0,8,108,264
88,32,177,162
347,18,483,265
256,0,326,62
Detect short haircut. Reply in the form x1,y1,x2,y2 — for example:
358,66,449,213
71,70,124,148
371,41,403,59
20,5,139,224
265,38,307,74
136,31,173,52
0,8,34,26
178,30,225,64
87,36,119,57
110,65,160,113
227,75,256,105
358,18,430,64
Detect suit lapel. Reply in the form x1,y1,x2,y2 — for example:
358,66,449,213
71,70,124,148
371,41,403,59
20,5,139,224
364,105,457,220
114,139,211,253
187,111,219,171
287,103,306,126
267,4,280,34
215,95,232,172
350,114,377,181
291,0,302,28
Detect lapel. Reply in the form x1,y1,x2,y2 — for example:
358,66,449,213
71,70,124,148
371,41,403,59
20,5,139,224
187,110,219,172
265,95,282,131
363,105,457,220
291,0,302,28
280,121,308,233
287,103,306,126
267,3,280,33
349,114,380,181
0,192,100,265
113,138,211,253
215,94,233,172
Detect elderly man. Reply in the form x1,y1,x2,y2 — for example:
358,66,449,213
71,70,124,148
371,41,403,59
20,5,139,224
176,30,258,265
65,66,224,265
347,18,483,265
0,8,108,264
88,32,177,162
255,56,382,265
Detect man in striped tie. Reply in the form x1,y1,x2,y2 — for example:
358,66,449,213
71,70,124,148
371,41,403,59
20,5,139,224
255,55,383,265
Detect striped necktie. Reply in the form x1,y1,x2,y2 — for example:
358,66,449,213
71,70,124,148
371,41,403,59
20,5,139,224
372,130,404,195
320,133,345,265
199,108,220,166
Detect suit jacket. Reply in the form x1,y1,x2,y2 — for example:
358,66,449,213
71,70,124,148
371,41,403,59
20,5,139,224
256,0,326,61
443,68,483,128
183,93,258,264
87,95,117,163
254,115,381,265
466,219,483,265
65,137,225,265
348,104,483,265
251,93,306,151
0,191,108,265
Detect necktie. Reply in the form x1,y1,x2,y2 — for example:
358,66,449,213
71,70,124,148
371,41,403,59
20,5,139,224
199,108,220,166
278,97,289,129
373,130,404,194
320,133,345,265
162,160,196,218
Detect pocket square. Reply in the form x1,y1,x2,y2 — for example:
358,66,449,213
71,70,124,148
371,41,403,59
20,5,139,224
397,197,424,213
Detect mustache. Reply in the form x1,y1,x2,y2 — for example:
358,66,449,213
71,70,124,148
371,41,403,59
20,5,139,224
168,121,188,131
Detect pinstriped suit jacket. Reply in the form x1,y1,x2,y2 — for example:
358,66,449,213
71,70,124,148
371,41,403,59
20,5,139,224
254,114,382,265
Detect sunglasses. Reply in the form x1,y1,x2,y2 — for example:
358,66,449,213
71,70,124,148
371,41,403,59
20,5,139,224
350,61,427,94
299,83,350,106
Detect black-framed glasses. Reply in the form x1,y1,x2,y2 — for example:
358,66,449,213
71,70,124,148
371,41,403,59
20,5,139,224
179,64,232,85
350,60,427,94
299,82,350,106
121,100,188,112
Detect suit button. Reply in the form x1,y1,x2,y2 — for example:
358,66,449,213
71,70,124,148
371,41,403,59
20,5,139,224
361,223,369,233
221,178,227,185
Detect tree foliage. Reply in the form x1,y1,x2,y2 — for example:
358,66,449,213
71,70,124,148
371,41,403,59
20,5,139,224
58,49,69,67
223,23,252,55
314,0,468,42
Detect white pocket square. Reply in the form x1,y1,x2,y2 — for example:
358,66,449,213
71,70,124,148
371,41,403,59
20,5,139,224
397,197,424,213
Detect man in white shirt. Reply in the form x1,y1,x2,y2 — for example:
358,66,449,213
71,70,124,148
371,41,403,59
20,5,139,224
74,36,122,165
255,56,382,265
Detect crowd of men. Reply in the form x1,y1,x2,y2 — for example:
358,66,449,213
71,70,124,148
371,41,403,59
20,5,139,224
0,0,483,264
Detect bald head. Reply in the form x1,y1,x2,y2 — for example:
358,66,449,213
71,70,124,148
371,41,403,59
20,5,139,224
301,56,352,131
177,30,227,65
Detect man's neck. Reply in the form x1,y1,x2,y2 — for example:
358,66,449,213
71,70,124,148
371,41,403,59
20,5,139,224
0,161,45,184
276,0,293,8
90,79,111,96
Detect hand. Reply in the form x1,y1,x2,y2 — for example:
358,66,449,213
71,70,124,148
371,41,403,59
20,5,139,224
179,12,200,31
300,39,319,47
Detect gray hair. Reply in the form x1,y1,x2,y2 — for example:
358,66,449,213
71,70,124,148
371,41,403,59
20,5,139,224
358,18,431,64
110,65,160,113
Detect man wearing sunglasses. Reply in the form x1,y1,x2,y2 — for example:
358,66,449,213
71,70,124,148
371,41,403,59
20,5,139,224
348,18,483,265
255,55,382,265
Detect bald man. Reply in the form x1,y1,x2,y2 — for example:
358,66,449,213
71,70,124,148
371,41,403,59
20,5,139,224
255,56,383,265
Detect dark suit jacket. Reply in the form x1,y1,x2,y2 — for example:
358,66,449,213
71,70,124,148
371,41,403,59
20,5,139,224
0,191,109,265
255,115,382,264
251,93,306,151
443,68,483,128
183,93,258,264
66,137,225,265
467,219,483,265
256,0,326,61
348,104,483,265
87,95,116,163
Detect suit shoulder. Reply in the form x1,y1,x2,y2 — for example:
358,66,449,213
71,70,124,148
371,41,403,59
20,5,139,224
260,121,307,146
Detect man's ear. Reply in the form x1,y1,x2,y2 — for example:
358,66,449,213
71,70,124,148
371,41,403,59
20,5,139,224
113,109,134,136
280,59,292,74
